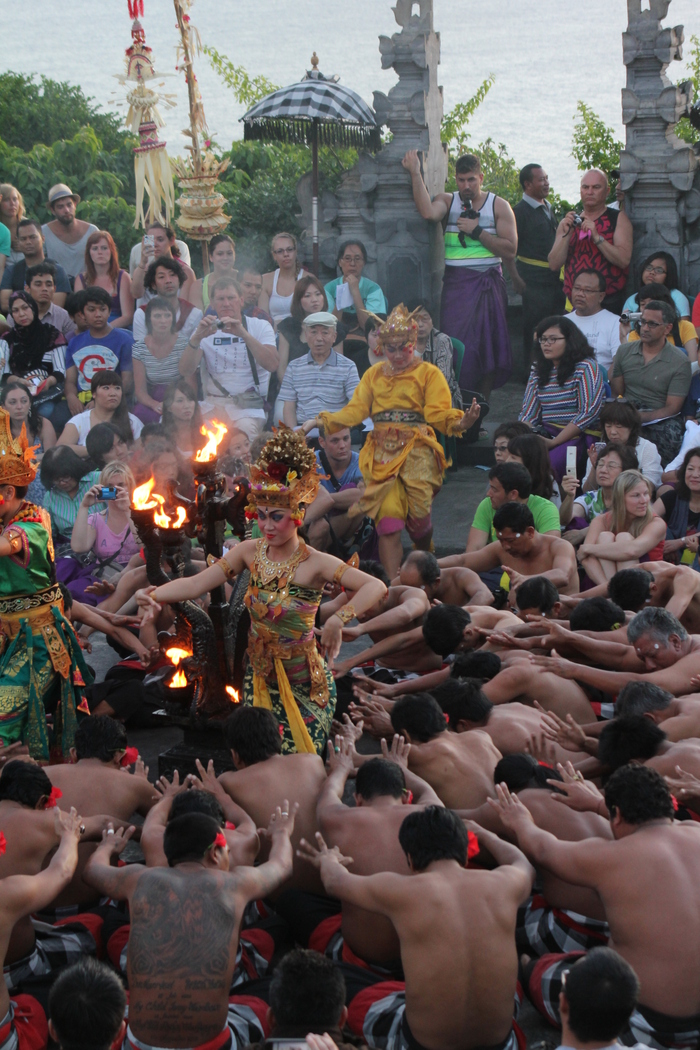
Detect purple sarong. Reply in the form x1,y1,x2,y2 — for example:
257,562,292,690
440,264,512,391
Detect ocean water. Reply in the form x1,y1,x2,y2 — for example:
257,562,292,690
4,0,698,201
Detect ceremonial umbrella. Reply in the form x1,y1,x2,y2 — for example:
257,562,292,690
241,54,380,273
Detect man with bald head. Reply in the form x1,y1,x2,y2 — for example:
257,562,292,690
548,168,632,314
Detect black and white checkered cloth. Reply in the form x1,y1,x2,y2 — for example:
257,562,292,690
242,79,379,148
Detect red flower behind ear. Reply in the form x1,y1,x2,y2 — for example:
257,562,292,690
213,832,227,849
671,795,679,812
0,831,6,856
120,747,139,768
467,831,480,860
537,760,553,770
225,821,236,830
45,787,62,809
443,713,450,724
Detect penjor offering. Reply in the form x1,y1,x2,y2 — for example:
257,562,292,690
0,410,92,761
135,428,386,755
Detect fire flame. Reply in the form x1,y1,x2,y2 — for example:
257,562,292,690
169,669,188,688
132,476,158,510
154,505,187,529
195,419,228,463
225,686,240,703
166,647,191,666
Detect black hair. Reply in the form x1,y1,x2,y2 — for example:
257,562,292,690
269,949,346,1030
675,446,700,502
604,763,674,824
399,806,469,870
616,681,673,718
402,550,440,585
636,251,680,293
519,163,543,189
0,759,52,808
643,299,676,327
358,559,391,588
564,947,640,1042
355,758,406,801
83,286,112,309
493,421,531,442
492,501,535,533
495,753,564,792
391,693,446,742
455,154,481,175
25,261,56,284
432,677,494,725
404,297,434,318
607,568,652,612
489,461,532,500
74,716,127,762
364,313,387,336
140,423,167,444
337,239,367,264
65,289,90,318
169,790,225,825
569,597,625,633
145,254,185,293
40,445,91,489
49,957,127,1050
636,284,683,345
594,442,639,477
209,233,235,254
0,380,42,440
516,576,559,614
59,582,73,612
85,422,124,469
506,432,554,500
17,218,42,234
571,268,606,292
598,401,643,447
422,604,471,658
225,706,282,765
532,315,595,388
598,716,667,771
451,651,502,681
163,813,222,866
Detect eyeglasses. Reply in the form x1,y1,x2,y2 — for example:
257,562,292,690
341,255,364,264
572,286,602,295
539,336,565,345
643,266,667,275
639,319,665,329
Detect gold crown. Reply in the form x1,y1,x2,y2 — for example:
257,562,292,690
0,409,39,488
370,304,421,350
246,427,320,517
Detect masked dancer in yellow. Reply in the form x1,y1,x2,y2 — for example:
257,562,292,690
135,428,386,755
302,305,481,577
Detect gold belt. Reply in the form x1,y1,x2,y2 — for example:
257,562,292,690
248,631,329,708
372,411,425,424
0,585,63,630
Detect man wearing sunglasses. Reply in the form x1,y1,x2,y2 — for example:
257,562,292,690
610,300,691,465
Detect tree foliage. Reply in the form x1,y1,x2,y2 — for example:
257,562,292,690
676,34,700,145
571,102,623,175
204,47,281,108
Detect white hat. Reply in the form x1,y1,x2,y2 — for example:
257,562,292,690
302,311,337,328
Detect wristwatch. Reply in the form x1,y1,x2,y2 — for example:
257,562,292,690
470,225,484,240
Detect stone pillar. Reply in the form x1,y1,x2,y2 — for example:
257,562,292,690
619,0,696,289
318,0,447,308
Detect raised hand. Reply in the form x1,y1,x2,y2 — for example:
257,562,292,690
326,737,356,776
487,783,535,831
381,733,411,769
99,823,136,855
536,704,587,752
297,831,353,870
54,806,83,842
348,698,394,739
547,763,605,814
331,713,364,746
664,765,700,802
134,757,149,780
530,650,578,679
261,801,299,842
153,770,192,800
524,731,557,766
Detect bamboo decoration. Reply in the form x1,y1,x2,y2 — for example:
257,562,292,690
115,0,176,228
172,0,230,267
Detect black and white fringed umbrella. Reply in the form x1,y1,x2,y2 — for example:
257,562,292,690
242,53,380,273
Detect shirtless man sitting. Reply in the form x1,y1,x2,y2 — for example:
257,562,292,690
83,807,297,1050
0,806,82,1050
299,804,534,1050
494,764,700,1049
331,561,430,643
217,707,327,894
597,716,700,783
314,738,442,972
608,563,700,634
397,550,494,607
616,680,700,742
462,754,612,956
390,694,501,808
441,502,580,596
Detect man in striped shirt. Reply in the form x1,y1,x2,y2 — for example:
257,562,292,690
280,312,360,440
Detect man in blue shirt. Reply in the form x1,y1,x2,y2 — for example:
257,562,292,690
309,425,366,553
64,287,134,416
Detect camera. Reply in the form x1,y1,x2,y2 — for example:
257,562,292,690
458,201,480,248
99,486,118,501
216,320,226,330
572,214,583,228
620,311,643,325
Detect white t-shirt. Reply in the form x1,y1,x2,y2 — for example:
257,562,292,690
132,304,202,343
567,309,622,373
67,409,143,447
584,436,663,488
199,316,275,422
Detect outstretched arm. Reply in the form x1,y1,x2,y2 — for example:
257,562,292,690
235,804,297,903
83,825,142,899
298,832,405,914
0,809,82,923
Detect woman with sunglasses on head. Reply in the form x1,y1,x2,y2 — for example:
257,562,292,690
519,315,604,482
621,252,690,320
259,232,310,326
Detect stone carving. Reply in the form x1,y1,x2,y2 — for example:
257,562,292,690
620,0,697,289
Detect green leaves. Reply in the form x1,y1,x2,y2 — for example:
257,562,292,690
204,47,281,108
440,75,495,156
571,102,623,176
675,34,699,145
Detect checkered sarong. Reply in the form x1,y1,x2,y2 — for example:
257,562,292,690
347,982,524,1050
0,997,48,1050
518,894,609,956
4,919,98,993
308,913,400,978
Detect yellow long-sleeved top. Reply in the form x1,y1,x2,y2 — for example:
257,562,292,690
318,359,465,436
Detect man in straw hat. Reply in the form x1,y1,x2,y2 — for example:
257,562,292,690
41,184,98,281
302,305,481,577
0,408,92,761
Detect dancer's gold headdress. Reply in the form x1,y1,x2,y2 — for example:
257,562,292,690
246,428,320,518
369,304,421,351
0,409,39,488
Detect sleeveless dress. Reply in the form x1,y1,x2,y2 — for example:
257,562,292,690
243,539,336,755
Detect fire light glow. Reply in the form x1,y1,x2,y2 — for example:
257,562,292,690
225,686,240,703
132,476,187,529
169,669,187,688
195,419,228,463
166,647,191,666
132,476,158,510
154,505,187,529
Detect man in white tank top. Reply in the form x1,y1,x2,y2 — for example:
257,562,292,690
403,151,517,401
